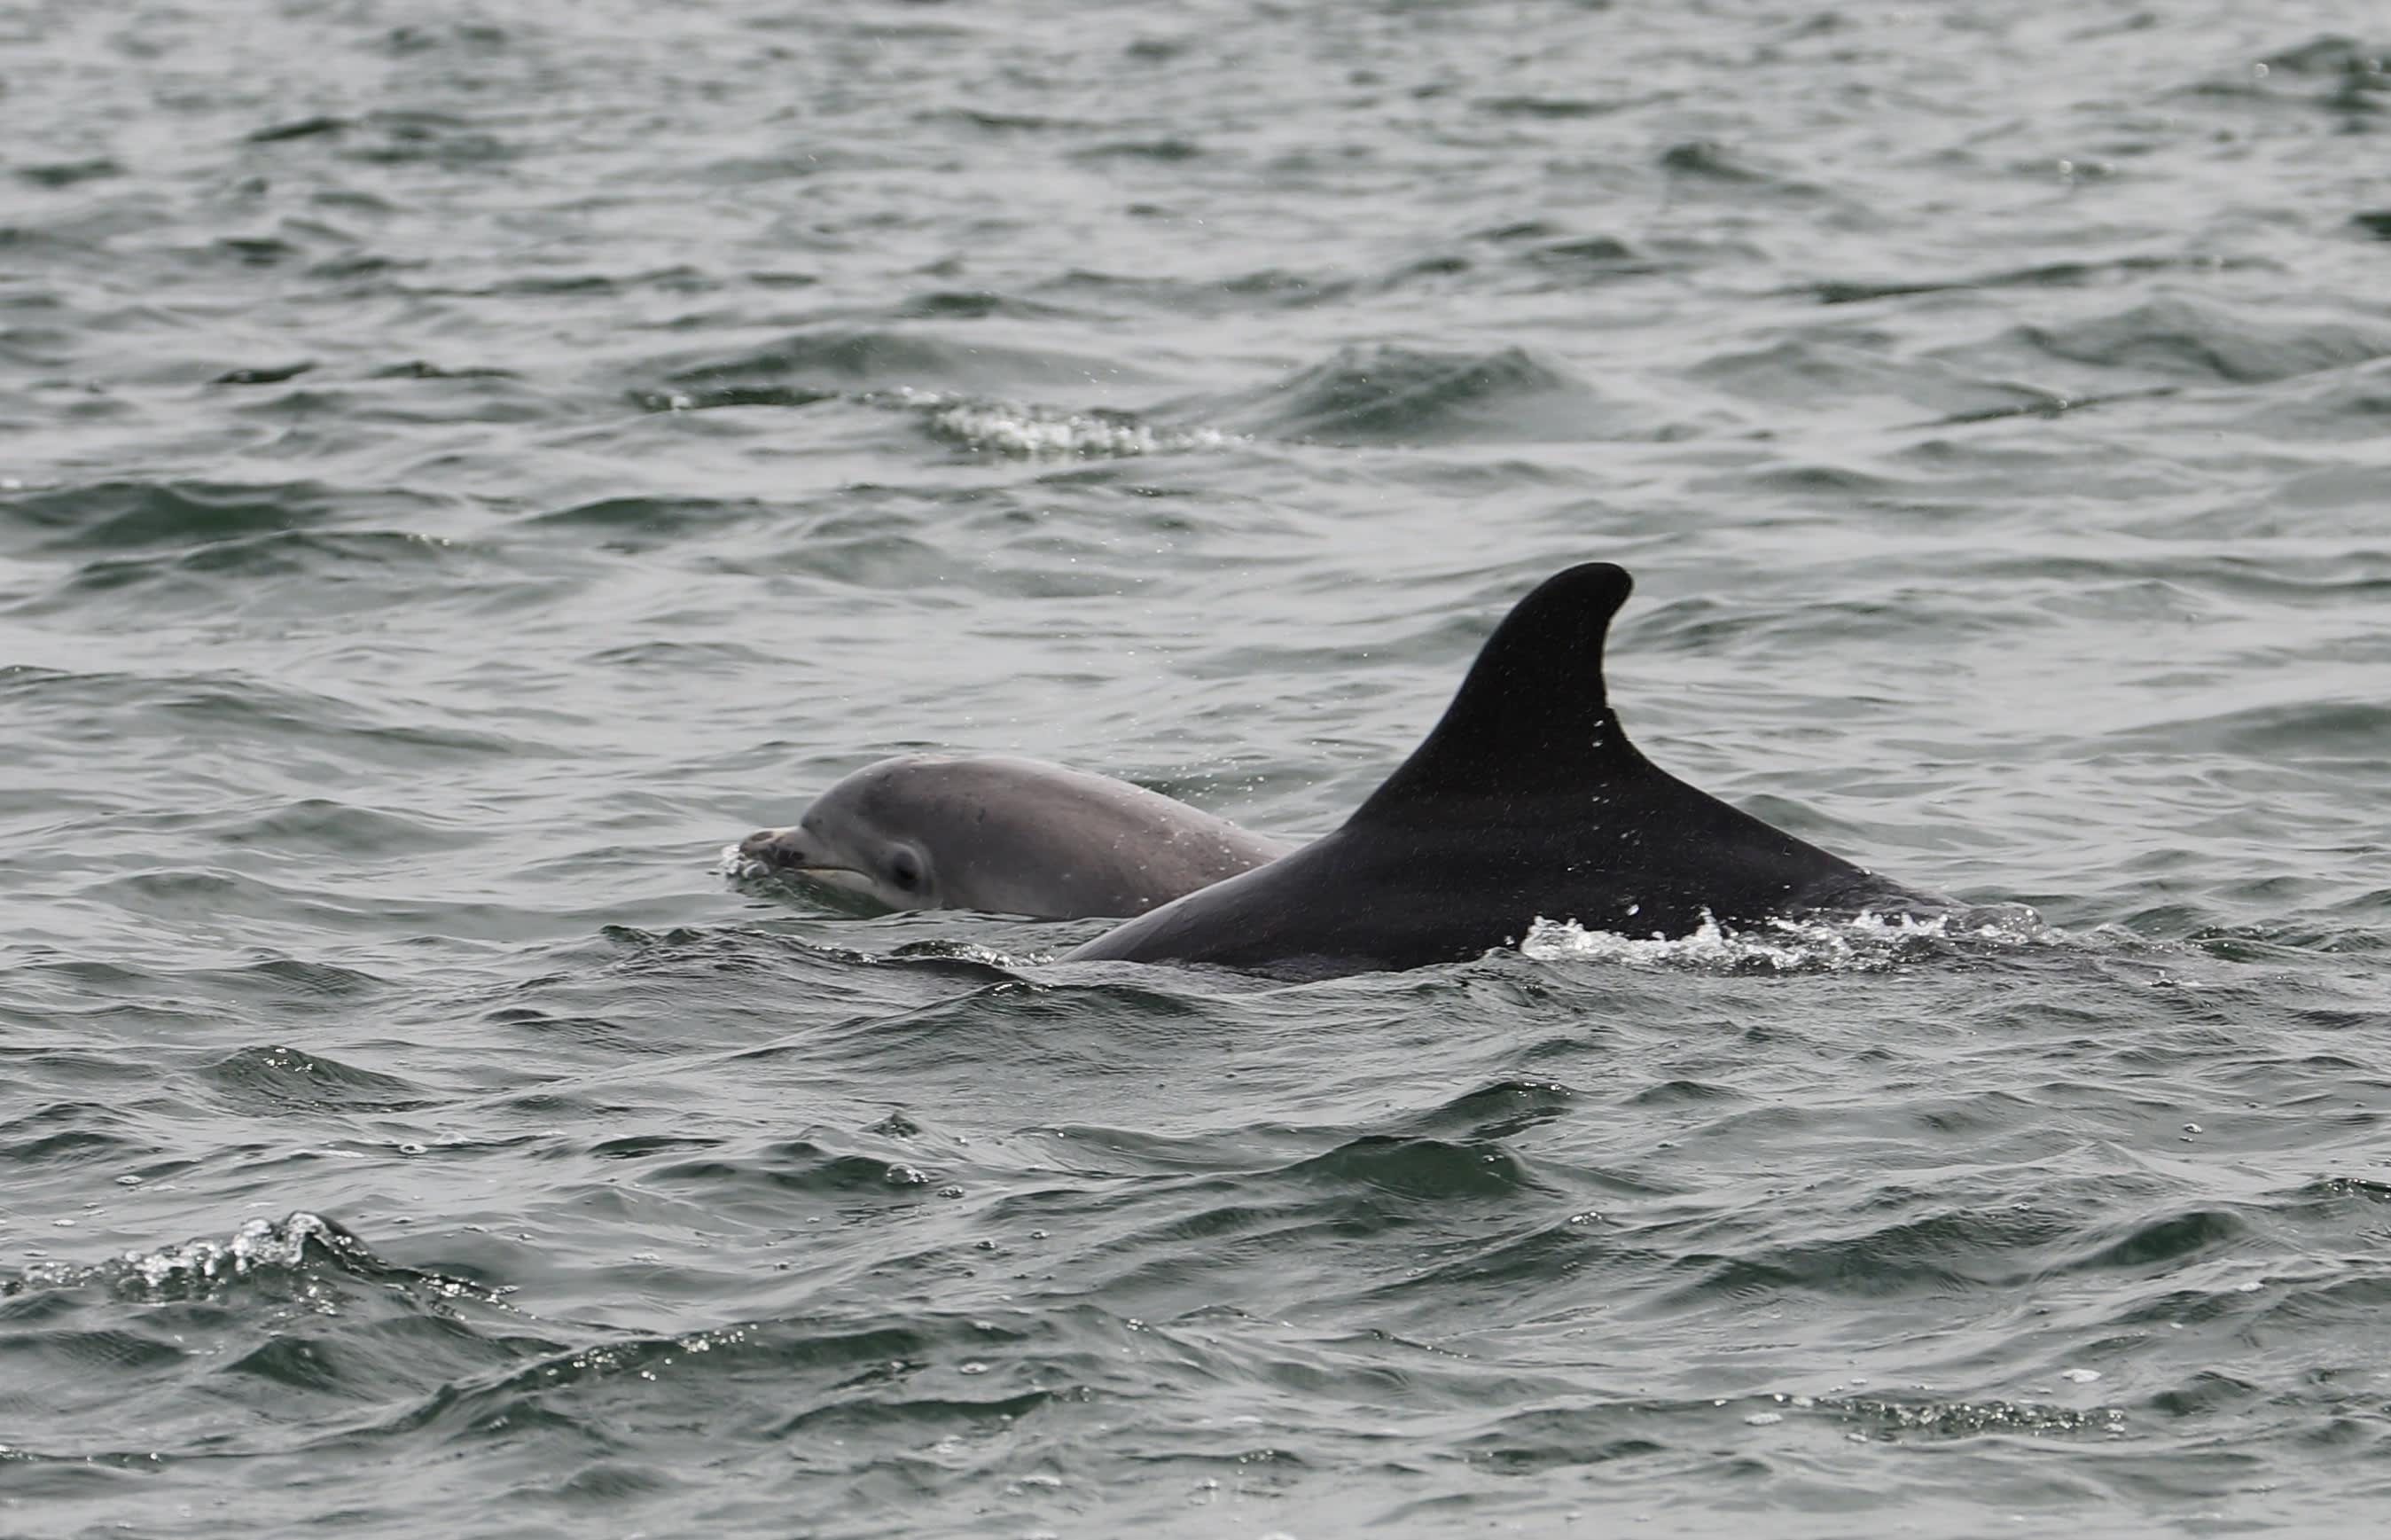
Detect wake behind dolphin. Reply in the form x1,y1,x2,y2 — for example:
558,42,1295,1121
1068,562,1984,977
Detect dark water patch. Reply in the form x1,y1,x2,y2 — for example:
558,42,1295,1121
248,114,353,144
1654,138,1822,200
929,106,1081,133
371,360,518,380
273,1306,547,1400
1202,344,1639,444
523,494,777,546
1352,1221,1617,1313
153,675,540,762
2145,1369,2264,1421
23,525,502,625
211,235,299,268
774,978,1216,1086
2260,35,2389,77
645,1134,960,1207
1692,329,2108,424
582,638,781,674
1043,266,1357,317
583,926,1024,1030
1,670,549,807
212,798,474,859
210,360,316,386
1385,252,1473,285
0,480,349,555
1627,1078,1742,1106
200,957,390,1002
1515,234,1661,283
1076,137,1204,163
2015,297,2391,385
0,1102,148,1170
589,1132,723,1161
202,1045,435,1114
1919,385,2182,427
1010,1122,1312,1181
890,289,1078,322
646,326,1150,403
1809,254,2245,307
13,160,124,190
730,521,970,588
2226,35,2390,115
1477,95,1637,119
339,109,512,168
1285,1136,1543,1201
1462,1408,1671,1473
2059,1208,2247,1275
483,1007,682,1058
1668,1205,2075,1305
1390,1079,1578,1142
538,1462,681,1504
2098,700,2391,762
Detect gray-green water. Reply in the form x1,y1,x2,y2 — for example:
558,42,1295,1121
4,1,2389,1535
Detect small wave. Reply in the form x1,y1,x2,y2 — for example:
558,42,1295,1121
1203,343,1641,444
1817,1391,2127,1439
114,1213,363,1294
4,1213,357,1298
4,1212,506,1308
2020,296,2391,385
1520,907,2054,973
890,389,1234,458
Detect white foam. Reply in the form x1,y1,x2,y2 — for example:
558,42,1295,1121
124,1212,340,1286
880,388,1234,458
1520,907,2054,973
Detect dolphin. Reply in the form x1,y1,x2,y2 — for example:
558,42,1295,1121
1067,562,1965,976
738,754,1293,919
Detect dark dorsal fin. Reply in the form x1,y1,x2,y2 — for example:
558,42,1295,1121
1353,561,1641,820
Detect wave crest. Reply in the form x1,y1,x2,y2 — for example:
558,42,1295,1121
1520,906,2053,973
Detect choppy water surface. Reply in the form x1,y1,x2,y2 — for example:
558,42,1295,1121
4,0,2389,1534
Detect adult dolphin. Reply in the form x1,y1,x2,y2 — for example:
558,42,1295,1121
1067,562,1962,976
738,754,1292,919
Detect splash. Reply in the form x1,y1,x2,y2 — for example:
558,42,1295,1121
4,1213,504,1309
105,1212,380,1300
1520,906,2053,974
883,388,1235,458
0,1213,371,1300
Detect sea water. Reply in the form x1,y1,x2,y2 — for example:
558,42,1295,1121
4,1,2389,1535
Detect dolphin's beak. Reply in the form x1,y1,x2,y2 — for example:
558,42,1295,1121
738,828,875,894
739,827,801,867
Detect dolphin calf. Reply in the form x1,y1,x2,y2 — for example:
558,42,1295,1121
738,754,1292,919
1067,562,1963,976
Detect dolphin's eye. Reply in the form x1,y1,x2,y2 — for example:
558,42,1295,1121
887,848,922,890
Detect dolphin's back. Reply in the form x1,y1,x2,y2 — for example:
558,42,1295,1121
1067,564,1946,974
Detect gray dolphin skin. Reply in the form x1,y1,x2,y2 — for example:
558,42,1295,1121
739,754,1293,919
1067,561,1962,977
